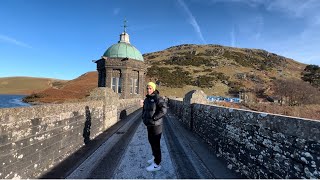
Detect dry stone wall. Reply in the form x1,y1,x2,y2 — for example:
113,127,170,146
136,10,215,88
0,88,142,179
169,90,320,179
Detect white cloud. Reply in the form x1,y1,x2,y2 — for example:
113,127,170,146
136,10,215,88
266,0,319,18
210,0,265,7
0,34,32,48
177,0,206,43
113,8,120,15
212,0,320,25
209,0,320,65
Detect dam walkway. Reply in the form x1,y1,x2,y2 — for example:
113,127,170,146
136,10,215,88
41,109,241,179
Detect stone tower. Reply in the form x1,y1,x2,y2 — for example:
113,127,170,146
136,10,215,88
94,20,146,99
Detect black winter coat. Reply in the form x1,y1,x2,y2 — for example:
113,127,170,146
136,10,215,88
142,90,167,126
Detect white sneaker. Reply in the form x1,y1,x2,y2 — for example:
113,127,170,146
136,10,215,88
147,156,155,164
146,162,161,172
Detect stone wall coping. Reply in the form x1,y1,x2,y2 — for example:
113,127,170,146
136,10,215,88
169,98,319,122
201,103,320,122
0,100,104,113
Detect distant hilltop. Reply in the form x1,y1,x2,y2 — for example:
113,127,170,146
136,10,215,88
143,44,307,96
0,76,67,95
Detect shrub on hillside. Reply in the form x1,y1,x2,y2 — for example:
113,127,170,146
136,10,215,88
22,93,47,102
301,64,320,88
253,83,267,98
193,69,201,73
203,69,212,72
228,81,245,94
52,81,65,88
223,51,254,67
146,55,158,59
151,61,161,65
164,55,213,67
208,72,230,81
223,50,285,70
194,75,216,88
146,65,193,88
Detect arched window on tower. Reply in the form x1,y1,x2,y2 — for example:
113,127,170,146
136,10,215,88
130,70,139,94
134,78,139,94
130,78,133,94
130,78,139,94
111,69,122,93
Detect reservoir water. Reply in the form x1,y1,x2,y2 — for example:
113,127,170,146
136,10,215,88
0,94,31,108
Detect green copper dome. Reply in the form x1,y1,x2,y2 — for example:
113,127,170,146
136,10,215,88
103,42,144,61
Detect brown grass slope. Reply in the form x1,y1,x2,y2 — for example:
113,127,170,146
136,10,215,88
23,71,98,103
0,77,67,95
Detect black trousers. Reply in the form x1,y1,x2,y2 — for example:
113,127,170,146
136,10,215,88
147,125,162,165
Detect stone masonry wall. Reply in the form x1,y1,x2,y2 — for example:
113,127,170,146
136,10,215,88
167,99,183,120
118,98,142,120
182,90,207,130
0,101,109,179
0,88,142,179
169,90,320,179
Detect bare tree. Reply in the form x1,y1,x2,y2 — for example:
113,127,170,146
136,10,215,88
273,78,320,106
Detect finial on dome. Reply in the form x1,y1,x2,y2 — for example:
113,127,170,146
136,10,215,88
123,18,127,33
119,18,130,43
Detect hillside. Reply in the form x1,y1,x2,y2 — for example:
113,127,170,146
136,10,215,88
144,44,307,97
23,72,98,103
0,77,67,95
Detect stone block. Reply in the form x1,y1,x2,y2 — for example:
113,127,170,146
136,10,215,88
17,162,38,179
16,141,43,159
0,152,17,169
0,142,14,157
39,152,54,171
0,134,10,145
2,162,17,179
14,151,40,173
39,148,55,165
308,141,320,155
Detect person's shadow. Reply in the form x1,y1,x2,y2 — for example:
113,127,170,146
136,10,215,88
119,110,127,120
83,106,91,145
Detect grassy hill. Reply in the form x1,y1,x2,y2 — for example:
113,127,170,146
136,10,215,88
0,77,67,95
144,44,306,97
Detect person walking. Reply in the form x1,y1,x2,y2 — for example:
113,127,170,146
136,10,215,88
142,82,167,172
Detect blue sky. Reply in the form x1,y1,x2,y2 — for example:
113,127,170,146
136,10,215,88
1,0,320,80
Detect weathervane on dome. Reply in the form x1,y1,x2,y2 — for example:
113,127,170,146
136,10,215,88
123,18,128,33
119,18,130,44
